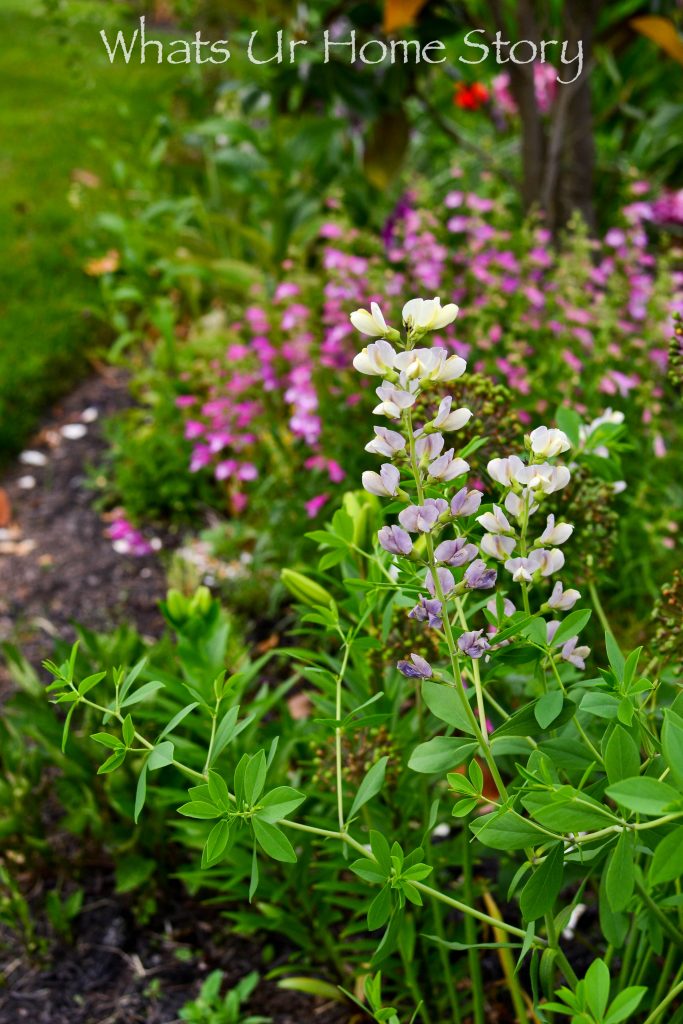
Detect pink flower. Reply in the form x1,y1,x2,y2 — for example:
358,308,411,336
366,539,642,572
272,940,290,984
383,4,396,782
305,493,329,518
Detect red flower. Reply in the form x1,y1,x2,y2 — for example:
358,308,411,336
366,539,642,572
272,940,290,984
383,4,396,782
453,82,490,111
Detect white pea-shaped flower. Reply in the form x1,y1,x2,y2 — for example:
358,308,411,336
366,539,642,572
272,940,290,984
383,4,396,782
529,426,571,458
353,339,398,375
350,302,391,338
402,297,459,332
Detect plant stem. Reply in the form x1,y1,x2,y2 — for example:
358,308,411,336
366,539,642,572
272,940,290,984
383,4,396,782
462,818,486,1024
589,579,612,638
335,639,352,832
642,978,683,1024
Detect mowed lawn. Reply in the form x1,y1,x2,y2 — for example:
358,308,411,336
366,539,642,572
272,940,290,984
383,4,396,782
0,2,178,457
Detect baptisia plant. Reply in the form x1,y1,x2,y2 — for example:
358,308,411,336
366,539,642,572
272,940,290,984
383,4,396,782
352,296,587,749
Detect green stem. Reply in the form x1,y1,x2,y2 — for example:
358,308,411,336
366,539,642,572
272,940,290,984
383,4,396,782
589,579,612,638
462,818,486,1024
335,640,352,832
642,978,683,1024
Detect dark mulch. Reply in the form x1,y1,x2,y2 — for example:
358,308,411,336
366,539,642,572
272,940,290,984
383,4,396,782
0,866,354,1024
0,369,166,689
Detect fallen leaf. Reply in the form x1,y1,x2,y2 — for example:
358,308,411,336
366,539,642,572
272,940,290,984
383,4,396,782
384,0,430,33
0,489,11,527
631,16,683,64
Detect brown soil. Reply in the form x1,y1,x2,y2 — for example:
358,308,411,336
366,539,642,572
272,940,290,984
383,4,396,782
0,865,354,1024
0,369,166,688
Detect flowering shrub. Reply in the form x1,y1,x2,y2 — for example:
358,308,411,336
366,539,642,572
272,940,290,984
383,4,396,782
48,296,683,1023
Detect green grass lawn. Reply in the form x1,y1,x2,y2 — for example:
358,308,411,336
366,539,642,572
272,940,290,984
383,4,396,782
0,1,178,457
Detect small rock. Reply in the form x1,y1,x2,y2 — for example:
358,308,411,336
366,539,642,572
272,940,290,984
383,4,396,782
17,475,36,490
60,423,88,440
19,450,47,467
81,406,99,423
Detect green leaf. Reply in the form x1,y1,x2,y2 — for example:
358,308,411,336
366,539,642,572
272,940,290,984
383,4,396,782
158,702,199,740
348,757,388,820
177,800,222,819
244,750,267,805
249,845,259,902
115,854,155,894
606,831,635,912
604,728,640,785
256,786,306,823
78,671,106,696
535,691,564,729
650,826,683,885
662,710,683,791
408,738,477,774
604,986,647,1024
471,811,546,851
599,870,628,949
494,698,575,738
134,762,148,824
122,715,135,747
90,733,125,750
370,830,392,873
207,770,232,811
585,958,610,1020
61,702,78,753
551,610,592,647
555,407,582,447
367,886,392,931
605,632,625,679
350,860,389,883
148,741,174,771
421,680,475,735
120,681,164,708
606,777,681,816
97,749,126,774
519,843,564,921
203,819,230,866
252,818,297,863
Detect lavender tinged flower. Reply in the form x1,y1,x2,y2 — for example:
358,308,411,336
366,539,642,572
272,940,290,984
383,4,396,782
540,514,573,546
365,427,406,458
477,505,513,535
481,534,516,561
434,538,477,566
425,567,456,597
464,559,497,590
561,636,590,670
374,383,417,419
399,499,448,532
505,489,539,520
362,463,401,498
409,596,443,630
428,449,469,482
547,580,581,611
397,653,433,679
415,432,445,460
487,454,525,487
378,525,413,556
516,463,571,494
458,630,491,659
451,487,483,517
487,596,517,618
433,396,472,432
505,548,564,582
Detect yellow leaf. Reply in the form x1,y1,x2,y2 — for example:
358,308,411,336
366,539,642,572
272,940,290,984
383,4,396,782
384,0,430,34
630,15,683,65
